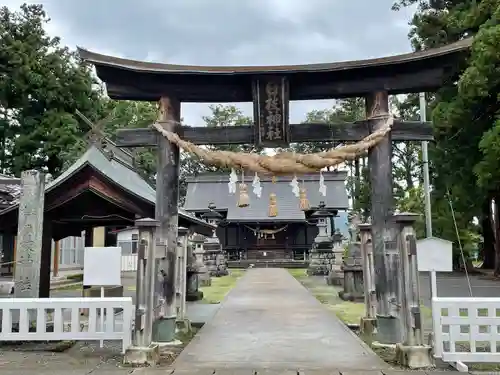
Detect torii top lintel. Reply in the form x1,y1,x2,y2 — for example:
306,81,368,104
78,38,471,103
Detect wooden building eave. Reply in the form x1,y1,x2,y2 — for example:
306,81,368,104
0,147,216,237
78,38,472,102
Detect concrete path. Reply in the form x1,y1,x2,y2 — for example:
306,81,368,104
172,268,388,372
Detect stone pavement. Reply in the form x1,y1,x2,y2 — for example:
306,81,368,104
4,269,496,374
172,268,388,372
0,370,459,375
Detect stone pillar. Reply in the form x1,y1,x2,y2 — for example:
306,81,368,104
338,241,364,301
14,170,45,298
176,227,188,321
124,218,161,366
307,202,334,276
175,227,192,334
327,229,344,286
191,234,210,287
359,223,377,335
201,203,228,277
338,212,364,300
394,213,433,369
186,236,205,300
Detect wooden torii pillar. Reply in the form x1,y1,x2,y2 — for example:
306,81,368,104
115,79,432,342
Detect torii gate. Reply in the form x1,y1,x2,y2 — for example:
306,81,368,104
79,37,471,342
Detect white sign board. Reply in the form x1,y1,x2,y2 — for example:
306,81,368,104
83,247,122,286
416,237,453,272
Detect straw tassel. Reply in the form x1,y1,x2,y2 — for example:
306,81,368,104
268,175,278,217
299,187,310,211
268,193,278,217
237,183,250,207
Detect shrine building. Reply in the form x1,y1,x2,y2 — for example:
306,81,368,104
183,172,348,264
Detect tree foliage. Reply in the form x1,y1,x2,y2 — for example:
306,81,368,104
393,0,500,270
4,2,499,271
0,4,103,176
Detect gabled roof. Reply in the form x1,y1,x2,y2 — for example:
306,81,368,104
0,173,21,208
184,172,349,222
0,145,212,233
50,145,155,203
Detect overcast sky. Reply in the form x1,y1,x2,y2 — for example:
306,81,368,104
5,0,417,125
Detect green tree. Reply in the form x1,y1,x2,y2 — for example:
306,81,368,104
0,4,104,176
184,104,258,202
391,95,423,200
71,102,259,203
393,0,499,271
285,98,373,217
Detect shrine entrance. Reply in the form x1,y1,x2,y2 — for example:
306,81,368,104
79,37,471,350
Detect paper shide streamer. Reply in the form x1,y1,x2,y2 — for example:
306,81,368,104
319,171,327,197
228,168,238,194
252,172,262,198
289,174,300,197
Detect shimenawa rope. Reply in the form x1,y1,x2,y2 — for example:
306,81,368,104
152,114,393,175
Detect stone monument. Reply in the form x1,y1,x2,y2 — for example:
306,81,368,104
339,212,364,301
307,202,335,276
201,203,228,277
14,170,45,298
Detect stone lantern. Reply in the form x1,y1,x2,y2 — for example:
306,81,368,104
306,201,335,276
201,203,228,277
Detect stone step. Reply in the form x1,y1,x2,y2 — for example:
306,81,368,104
227,260,309,269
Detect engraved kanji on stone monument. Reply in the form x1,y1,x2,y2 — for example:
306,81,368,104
252,76,290,147
14,170,45,298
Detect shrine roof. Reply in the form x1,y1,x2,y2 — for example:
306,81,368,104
0,174,21,209
0,145,211,232
78,38,471,102
52,145,155,202
184,172,349,222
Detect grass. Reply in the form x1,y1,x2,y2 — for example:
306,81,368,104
290,268,433,328
66,273,83,282
52,283,83,291
289,269,500,371
200,269,245,304
289,269,365,324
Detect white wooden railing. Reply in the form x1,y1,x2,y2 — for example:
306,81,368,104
121,255,138,272
433,297,500,371
0,297,133,353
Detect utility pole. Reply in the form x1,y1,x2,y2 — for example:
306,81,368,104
419,91,441,355
419,92,432,238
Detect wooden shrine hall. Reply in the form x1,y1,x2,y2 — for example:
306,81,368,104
184,172,348,263
0,140,214,297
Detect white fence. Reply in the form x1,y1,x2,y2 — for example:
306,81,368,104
0,297,133,353
58,235,85,267
121,254,138,272
433,297,500,370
